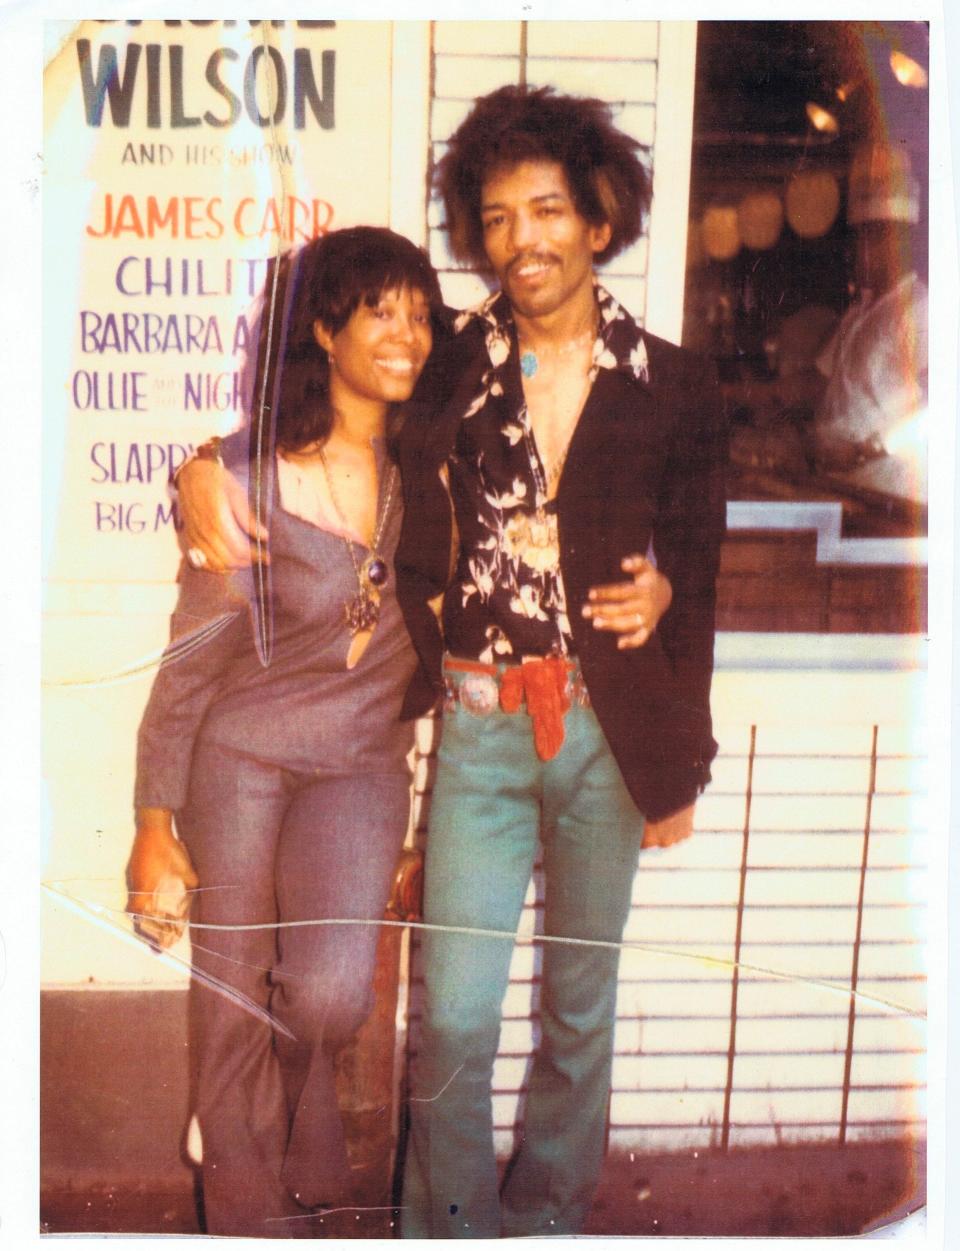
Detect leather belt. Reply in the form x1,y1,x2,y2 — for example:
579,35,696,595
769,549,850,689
442,654,590,761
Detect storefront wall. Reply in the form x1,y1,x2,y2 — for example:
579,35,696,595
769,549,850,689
41,21,925,1187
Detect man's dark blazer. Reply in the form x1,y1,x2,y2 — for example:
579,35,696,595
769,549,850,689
395,309,727,822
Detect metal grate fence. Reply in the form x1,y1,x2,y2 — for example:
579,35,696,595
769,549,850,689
405,639,928,1156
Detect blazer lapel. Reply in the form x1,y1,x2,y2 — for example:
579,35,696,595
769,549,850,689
415,334,490,467
559,368,657,499
438,350,489,460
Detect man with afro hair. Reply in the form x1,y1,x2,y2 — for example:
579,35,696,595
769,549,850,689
395,85,726,1238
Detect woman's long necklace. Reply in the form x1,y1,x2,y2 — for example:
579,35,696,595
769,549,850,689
318,447,397,635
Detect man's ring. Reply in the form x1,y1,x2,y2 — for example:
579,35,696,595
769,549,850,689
187,547,208,569
634,613,645,629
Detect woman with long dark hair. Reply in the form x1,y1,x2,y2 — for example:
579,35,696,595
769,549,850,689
125,227,443,1236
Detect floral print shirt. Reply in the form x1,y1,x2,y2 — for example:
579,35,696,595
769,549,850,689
442,283,651,665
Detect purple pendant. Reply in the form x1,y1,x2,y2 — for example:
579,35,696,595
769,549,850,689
366,557,389,588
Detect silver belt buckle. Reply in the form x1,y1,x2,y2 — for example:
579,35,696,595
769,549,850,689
570,671,591,707
458,672,499,715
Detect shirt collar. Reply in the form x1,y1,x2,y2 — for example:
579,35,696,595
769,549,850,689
453,281,650,386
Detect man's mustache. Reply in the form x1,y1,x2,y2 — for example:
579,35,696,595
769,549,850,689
507,252,559,276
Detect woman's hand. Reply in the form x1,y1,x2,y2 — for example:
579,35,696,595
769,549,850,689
178,457,267,572
127,809,199,950
581,555,673,649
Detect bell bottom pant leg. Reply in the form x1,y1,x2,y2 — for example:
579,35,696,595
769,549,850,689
402,704,645,1240
180,747,296,1237
271,772,409,1209
499,707,646,1237
179,743,408,1237
402,713,541,1239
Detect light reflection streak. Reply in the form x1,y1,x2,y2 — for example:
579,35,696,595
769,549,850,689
43,878,927,1023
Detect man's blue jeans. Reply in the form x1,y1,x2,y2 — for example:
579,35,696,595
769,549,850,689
402,676,646,1238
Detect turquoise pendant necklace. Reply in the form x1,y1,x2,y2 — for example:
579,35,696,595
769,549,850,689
518,316,597,382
